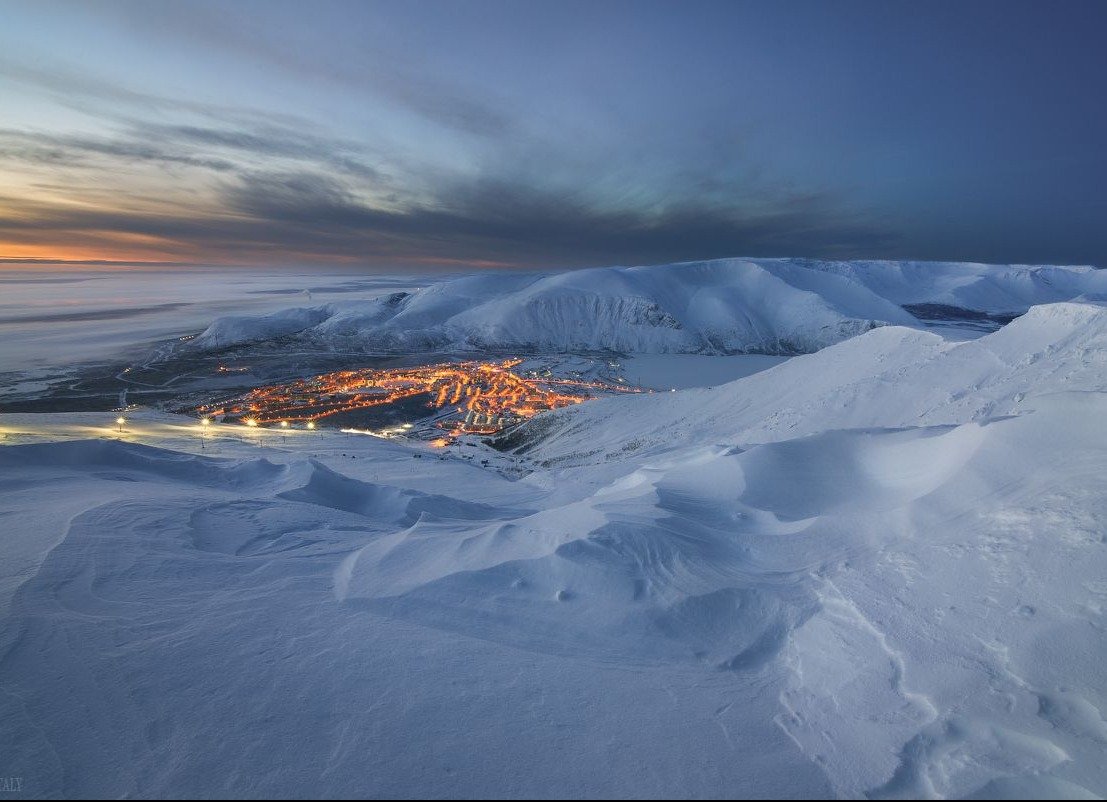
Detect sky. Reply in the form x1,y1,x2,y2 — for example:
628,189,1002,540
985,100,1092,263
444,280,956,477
1,0,1105,271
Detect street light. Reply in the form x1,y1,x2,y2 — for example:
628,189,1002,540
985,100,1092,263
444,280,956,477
199,417,210,450
116,416,126,433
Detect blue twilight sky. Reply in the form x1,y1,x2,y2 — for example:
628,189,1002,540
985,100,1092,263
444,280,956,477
1,0,1105,270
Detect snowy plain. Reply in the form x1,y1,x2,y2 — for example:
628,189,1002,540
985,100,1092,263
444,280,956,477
1,258,1106,798
0,266,439,399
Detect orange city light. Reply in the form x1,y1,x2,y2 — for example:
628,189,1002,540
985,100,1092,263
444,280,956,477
195,359,642,436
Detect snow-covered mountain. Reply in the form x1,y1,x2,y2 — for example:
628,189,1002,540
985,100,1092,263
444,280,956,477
762,258,1107,313
190,257,1106,356
191,259,918,355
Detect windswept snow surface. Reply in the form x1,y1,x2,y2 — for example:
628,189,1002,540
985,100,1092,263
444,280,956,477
191,259,918,355
3,299,1107,796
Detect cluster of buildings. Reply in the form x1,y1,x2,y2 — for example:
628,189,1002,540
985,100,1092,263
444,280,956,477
193,358,641,442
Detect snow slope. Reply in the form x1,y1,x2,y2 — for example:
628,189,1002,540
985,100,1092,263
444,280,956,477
3,295,1107,798
0,424,831,798
191,259,917,355
512,301,1107,466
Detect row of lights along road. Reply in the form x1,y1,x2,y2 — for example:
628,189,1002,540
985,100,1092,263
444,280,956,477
112,416,316,446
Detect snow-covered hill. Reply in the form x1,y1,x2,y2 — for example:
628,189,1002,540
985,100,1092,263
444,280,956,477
191,259,917,355
762,258,1107,314
189,258,1106,357
505,301,1107,466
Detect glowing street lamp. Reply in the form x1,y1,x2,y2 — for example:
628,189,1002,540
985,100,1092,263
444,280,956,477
116,416,126,433
199,417,210,449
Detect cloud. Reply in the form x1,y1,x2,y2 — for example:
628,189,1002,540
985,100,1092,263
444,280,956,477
0,58,308,130
127,123,388,180
0,128,239,172
0,53,901,267
0,162,901,268
84,3,517,140
0,118,392,180
225,169,901,263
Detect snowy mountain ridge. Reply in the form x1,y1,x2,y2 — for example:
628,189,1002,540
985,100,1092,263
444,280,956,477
767,257,1107,312
190,257,1106,357
191,258,920,355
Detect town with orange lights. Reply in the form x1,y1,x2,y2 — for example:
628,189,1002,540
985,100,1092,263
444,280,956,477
193,357,646,445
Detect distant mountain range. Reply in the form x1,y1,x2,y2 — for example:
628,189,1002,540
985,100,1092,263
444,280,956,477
190,258,1107,356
